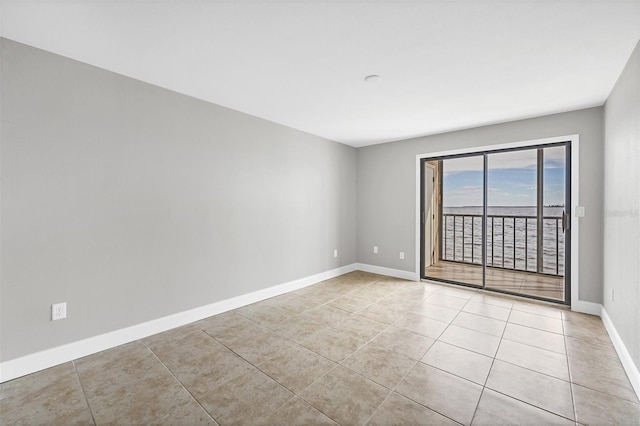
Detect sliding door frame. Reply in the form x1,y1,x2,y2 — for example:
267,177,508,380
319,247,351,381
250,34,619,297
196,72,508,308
416,135,579,306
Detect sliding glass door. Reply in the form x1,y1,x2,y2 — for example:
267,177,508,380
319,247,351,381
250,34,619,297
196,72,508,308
421,142,570,304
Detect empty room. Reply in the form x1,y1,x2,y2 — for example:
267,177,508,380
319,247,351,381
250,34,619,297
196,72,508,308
1,1,639,425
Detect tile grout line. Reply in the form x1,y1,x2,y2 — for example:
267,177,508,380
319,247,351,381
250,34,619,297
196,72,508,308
71,360,97,426
470,301,514,424
562,314,579,423
482,387,578,423
140,340,220,425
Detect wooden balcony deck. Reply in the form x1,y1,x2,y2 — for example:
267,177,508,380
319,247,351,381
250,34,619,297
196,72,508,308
424,260,564,301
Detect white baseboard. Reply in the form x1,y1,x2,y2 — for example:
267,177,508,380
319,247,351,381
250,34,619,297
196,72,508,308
571,300,603,316
0,263,357,383
355,263,419,281
601,308,640,401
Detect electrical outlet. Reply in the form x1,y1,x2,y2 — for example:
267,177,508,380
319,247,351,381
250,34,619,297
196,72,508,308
611,288,615,302
399,251,405,260
52,302,67,321
576,206,585,217
373,246,378,254
333,249,338,258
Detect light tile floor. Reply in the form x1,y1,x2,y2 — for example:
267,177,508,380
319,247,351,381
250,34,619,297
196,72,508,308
2,271,639,425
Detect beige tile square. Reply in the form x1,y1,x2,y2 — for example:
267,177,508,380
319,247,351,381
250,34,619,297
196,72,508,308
508,310,563,334
270,317,326,341
425,293,469,310
469,294,514,309
301,304,355,326
292,287,342,305
197,311,264,345
503,322,566,354
371,326,435,360
0,363,94,426
258,344,336,393
422,341,493,385
235,302,295,328
326,294,374,313
374,293,425,310
486,360,574,420
358,303,405,325
512,302,563,319
394,313,449,339
141,323,201,346
332,314,388,340
496,339,569,380
301,366,389,426
411,301,460,323
263,293,321,314
336,271,383,286
145,329,253,397
367,392,458,426
439,325,501,357
299,326,367,362
462,301,511,321
421,281,448,291
562,310,601,326
394,286,435,301
568,352,638,402
224,328,298,365
395,363,482,425
472,388,574,425
201,367,293,425
562,319,612,346
572,383,640,425
437,286,476,299
452,312,506,337
342,343,416,389
261,397,337,425
75,342,215,425
565,335,620,364
350,284,396,301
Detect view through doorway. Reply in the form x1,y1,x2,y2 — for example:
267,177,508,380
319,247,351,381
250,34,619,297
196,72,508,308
420,142,571,304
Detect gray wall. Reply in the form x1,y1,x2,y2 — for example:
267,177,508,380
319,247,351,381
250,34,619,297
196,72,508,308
357,107,604,304
603,40,640,369
0,39,356,362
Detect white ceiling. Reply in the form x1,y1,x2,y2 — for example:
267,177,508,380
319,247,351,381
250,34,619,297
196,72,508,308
1,1,639,147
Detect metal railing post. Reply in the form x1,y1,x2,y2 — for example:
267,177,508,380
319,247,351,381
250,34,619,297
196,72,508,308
537,149,544,273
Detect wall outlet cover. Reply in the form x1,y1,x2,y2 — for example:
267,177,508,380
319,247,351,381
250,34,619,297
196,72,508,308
52,302,67,321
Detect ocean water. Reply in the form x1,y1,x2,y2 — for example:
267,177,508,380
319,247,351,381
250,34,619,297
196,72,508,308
441,206,565,275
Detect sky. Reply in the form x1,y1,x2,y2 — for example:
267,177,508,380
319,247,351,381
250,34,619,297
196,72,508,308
442,147,566,207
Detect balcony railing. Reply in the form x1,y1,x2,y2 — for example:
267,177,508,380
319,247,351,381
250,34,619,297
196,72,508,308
442,214,565,276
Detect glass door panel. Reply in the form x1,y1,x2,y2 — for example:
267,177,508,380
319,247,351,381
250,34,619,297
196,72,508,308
539,145,567,300
484,146,567,301
424,155,485,287
484,149,538,295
